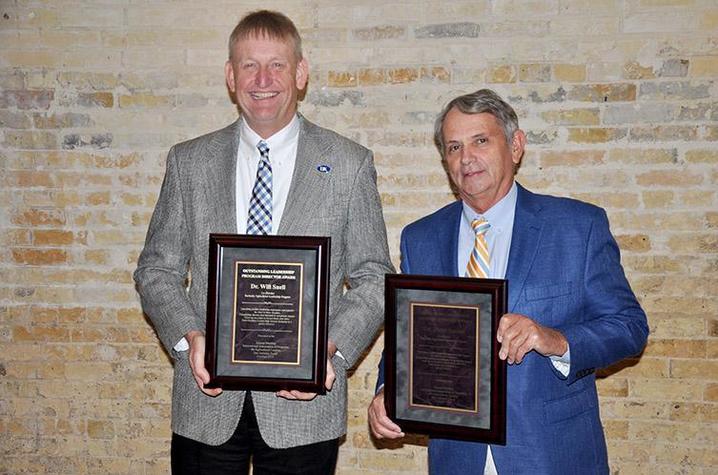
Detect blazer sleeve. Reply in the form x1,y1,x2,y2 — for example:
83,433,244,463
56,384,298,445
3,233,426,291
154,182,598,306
556,207,649,384
328,150,395,368
133,146,202,355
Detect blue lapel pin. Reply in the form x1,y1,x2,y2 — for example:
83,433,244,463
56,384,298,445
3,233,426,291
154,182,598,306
317,164,331,173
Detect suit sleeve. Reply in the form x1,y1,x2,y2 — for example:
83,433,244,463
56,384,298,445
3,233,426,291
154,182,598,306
328,150,395,368
556,208,649,384
133,146,202,355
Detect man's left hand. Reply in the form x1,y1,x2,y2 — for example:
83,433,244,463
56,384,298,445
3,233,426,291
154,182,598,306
497,313,568,364
276,340,337,401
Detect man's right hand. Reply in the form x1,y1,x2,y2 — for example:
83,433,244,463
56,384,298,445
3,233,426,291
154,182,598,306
368,388,404,439
186,330,222,397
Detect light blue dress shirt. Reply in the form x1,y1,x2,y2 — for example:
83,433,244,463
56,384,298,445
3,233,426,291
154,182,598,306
457,183,517,280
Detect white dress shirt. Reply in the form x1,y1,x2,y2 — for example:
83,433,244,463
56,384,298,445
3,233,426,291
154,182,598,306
235,116,299,235
457,182,569,474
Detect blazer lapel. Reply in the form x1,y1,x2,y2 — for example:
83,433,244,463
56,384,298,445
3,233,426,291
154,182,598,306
506,184,543,311
440,202,463,277
278,117,333,235
204,120,239,233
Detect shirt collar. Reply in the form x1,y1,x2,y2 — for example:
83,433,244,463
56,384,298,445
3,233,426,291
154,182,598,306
462,181,518,233
239,114,300,157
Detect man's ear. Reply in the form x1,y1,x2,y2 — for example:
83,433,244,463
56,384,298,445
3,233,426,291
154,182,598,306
296,57,309,90
225,61,235,93
511,129,527,165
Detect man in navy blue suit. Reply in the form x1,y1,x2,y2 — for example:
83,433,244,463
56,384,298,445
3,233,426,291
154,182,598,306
368,89,648,474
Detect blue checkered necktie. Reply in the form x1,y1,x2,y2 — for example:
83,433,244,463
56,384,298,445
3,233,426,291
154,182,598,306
246,141,272,235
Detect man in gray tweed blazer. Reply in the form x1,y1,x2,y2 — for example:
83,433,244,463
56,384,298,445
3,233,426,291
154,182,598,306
134,10,394,474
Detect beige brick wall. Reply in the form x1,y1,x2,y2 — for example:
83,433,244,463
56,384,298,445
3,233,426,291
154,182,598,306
1,1,716,473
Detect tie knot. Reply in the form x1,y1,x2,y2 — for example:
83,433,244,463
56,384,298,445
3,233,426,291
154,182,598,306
471,218,490,236
257,140,269,159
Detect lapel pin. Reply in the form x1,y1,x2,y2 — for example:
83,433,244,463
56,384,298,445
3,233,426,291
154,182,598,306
317,164,331,173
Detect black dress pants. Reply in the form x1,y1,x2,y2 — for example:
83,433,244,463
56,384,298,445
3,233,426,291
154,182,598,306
171,393,339,475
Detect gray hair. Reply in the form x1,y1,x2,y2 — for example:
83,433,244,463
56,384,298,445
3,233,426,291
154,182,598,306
433,89,519,158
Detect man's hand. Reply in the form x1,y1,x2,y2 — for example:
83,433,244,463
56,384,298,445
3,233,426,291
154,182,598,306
276,340,338,401
497,313,568,364
186,330,222,397
368,388,404,439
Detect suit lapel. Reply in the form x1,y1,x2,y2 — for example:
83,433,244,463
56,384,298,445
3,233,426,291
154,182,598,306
204,120,239,233
506,184,543,311
278,117,333,235
439,202,463,277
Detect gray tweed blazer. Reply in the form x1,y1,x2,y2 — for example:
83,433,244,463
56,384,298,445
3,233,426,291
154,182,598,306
134,116,394,447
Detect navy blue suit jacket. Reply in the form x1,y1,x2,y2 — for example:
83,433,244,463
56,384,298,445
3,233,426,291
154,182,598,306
377,184,648,474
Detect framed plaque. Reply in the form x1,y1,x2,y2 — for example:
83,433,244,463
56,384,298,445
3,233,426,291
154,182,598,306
205,234,329,393
384,274,507,443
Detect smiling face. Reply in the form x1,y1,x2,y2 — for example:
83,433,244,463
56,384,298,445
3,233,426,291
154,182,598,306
442,107,526,213
225,34,308,138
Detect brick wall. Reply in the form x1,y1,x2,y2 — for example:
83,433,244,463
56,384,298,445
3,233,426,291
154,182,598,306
1,1,716,473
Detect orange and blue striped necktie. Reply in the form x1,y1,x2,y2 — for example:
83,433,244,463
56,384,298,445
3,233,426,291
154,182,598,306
465,218,490,278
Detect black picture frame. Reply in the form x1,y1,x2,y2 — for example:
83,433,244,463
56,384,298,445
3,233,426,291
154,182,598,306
384,273,507,443
205,233,329,393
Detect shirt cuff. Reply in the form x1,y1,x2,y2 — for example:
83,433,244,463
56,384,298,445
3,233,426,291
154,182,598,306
549,346,571,377
174,337,189,352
